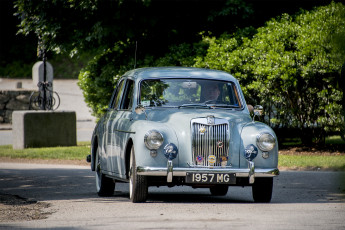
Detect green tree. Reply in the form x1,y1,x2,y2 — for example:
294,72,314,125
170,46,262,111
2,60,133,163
14,0,253,57
195,2,345,145
77,40,208,118
14,0,156,56
77,42,136,117
14,0,253,115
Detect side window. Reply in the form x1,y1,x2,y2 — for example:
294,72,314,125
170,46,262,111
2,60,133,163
111,80,125,109
223,83,241,107
120,80,134,110
108,88,117,109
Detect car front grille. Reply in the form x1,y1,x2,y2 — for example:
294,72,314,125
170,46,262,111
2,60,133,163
191,117,230,167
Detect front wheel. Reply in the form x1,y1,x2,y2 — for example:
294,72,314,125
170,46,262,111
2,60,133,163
129,146,148,203
95,148,115,197
252,178,273,203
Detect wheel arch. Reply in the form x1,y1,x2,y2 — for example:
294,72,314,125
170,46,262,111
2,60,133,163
125,138,134,179
91,136,99,171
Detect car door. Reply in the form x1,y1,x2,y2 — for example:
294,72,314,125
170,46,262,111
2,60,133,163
104,79,126,175
111,79,135,178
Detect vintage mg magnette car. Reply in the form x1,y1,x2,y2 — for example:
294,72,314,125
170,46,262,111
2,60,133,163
88,67,279,203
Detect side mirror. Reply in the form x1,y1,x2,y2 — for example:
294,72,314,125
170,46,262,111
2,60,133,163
253,105,263,122
254,105,263,116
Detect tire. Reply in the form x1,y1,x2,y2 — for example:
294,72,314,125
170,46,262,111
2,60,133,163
129,146,148,203
95,147,115,197
210,185,229,196
252,178,273,203
29,92,41,110
46,91,61,111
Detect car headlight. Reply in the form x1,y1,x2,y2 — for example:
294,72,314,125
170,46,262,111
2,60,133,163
144,130,164,150
256,133,276,152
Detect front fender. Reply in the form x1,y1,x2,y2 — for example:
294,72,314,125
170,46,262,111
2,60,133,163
240,122,279,169
130,120,179,168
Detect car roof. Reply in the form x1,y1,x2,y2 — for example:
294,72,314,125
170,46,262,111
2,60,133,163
124,67,238,82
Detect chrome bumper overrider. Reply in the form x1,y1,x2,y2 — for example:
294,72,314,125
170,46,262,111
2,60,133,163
137,160,279,184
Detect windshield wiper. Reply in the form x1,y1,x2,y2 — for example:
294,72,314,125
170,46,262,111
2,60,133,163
178,104,211,109
207,104,239,109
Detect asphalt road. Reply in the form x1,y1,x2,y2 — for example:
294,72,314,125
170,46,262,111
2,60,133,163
0,163,344,230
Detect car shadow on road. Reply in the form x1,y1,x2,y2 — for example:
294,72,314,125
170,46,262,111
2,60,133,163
0,167,344,204
146,192,254,204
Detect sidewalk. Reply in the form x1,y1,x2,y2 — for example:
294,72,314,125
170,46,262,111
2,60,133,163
0,78,96,145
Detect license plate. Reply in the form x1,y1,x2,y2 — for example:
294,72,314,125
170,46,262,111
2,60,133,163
186,172,236,184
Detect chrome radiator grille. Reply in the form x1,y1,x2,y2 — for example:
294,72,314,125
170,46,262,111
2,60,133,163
191,117,230,167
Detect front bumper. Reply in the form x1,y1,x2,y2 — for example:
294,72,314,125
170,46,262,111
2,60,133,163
137,161,279,184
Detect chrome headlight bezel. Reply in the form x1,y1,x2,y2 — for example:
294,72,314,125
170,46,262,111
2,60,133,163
256,133,276,152
144,130,164,150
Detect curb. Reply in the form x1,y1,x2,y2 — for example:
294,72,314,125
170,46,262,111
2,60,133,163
0,125,12,131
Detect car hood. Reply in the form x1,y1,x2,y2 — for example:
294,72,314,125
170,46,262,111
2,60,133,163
145,108,252,131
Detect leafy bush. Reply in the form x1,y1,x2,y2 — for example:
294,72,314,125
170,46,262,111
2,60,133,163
78,41,206,118
78,42,135,118
78,2,345,146
50,52,93,79
194,2,345,144
0,61,32,78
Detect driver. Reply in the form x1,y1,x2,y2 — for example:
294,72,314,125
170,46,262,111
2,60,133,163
201,83,220,102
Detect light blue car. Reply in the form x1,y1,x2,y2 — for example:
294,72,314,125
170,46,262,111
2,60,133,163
88,67,279,203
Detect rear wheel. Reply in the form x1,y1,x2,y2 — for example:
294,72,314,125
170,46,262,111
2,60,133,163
252,178,273,203
210,185,229,196
95,147,115,197
129,146,148,203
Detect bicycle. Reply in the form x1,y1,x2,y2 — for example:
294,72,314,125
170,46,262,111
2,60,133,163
29,81,60,111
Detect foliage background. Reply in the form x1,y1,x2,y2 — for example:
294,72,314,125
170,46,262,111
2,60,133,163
2,0,344,145
193,2,345,144
2,0,337,78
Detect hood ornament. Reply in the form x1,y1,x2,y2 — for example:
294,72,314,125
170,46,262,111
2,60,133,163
206,115,215,125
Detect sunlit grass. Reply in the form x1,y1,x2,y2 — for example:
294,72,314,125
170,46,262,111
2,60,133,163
279,155,345,171
0,142,90,160
326,136,345,145
278,135,345,170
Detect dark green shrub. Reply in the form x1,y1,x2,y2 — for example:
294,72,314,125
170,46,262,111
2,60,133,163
78,42,135,118
0,61,32,78
78,41,206,118
195,2,345,144
78,2,345,146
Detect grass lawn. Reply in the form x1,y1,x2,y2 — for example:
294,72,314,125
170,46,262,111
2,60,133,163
278,135,345,171
279,155,345,171
0,142,90,161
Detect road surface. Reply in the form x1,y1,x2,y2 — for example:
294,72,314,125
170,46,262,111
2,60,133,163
0,163,344,229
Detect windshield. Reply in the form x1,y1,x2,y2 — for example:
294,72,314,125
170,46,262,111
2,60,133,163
139,79,242,108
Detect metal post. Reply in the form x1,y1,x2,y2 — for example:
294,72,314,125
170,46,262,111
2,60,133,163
38,37,47,110
42,48,47,110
